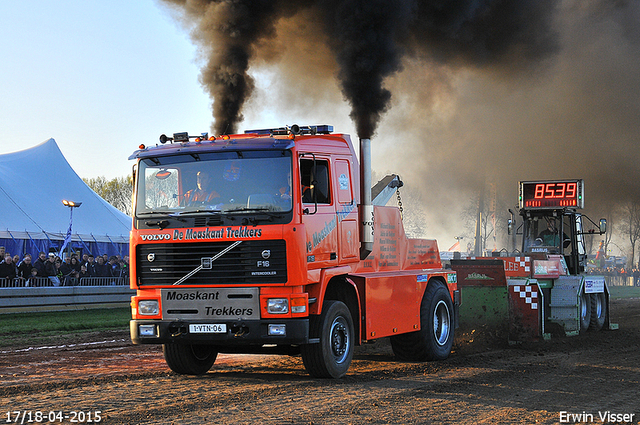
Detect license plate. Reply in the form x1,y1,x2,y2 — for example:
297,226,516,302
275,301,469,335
189,324,227,334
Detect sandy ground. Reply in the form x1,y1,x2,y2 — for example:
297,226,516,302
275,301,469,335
1,298,639,425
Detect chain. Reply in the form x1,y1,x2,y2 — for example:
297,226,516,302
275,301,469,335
396,187,403,220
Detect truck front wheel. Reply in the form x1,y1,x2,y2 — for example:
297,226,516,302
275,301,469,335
301,300,354,379
163,343,218,375
391,281,454,361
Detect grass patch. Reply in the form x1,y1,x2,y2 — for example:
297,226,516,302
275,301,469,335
609,285,640,299
0,308,130,348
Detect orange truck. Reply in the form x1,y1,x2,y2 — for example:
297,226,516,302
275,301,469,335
128,125,459,378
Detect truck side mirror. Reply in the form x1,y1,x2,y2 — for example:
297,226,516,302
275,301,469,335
599,218,607,234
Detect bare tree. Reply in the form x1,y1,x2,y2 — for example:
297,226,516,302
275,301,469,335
615,200,640,269
460,190,512,255
83,176,133,216
583,205,613,258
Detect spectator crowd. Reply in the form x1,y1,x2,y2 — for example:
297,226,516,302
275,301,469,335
0,246,129,287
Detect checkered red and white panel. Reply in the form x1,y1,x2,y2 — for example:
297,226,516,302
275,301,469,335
512,285,538,310
514,257,531,273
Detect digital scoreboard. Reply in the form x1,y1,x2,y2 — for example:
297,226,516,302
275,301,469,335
519,179,584,209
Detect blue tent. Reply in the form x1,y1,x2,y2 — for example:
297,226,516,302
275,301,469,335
0,139,130,259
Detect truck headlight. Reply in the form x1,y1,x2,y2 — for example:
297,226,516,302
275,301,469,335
268,324,286,336
138,300,159,315
138,324,156,336
267,298,289,314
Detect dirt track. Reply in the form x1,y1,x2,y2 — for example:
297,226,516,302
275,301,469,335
1,298,639,425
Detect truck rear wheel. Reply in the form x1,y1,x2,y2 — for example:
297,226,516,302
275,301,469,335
163,343,218,375
390,281,454,362
301,300,354,379
579,291,592,334
589,292,607,331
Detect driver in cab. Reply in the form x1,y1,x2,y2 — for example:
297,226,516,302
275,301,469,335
538,220,570,248
182,171,220,206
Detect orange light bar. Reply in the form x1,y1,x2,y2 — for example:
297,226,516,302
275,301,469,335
139,144,145,149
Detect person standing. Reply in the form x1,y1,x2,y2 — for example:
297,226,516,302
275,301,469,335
33,252,47,277
108,256,121,278
94,256,109,277
78,264,90,280
45,253,60,286
17,254,33,279
0,254,17,281
85,255,97,276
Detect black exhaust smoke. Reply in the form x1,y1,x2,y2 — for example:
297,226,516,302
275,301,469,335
161,0,295,135
160,0,558,138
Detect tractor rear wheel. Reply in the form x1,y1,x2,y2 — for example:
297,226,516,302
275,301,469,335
589,292,607,331
390,281,454,361
579,290,592,334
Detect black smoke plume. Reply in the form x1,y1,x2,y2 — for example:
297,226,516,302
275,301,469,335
160,0,558,138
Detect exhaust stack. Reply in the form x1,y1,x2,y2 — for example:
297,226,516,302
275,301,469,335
360,138,373,260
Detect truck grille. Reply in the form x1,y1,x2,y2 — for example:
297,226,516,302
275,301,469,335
136,240,287,286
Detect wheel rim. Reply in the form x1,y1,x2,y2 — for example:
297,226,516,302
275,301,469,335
581,293,588,320
595,295,603,318
433,300,451,346
330,317,350,364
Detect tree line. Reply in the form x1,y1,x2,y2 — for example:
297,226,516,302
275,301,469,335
83,176,133,216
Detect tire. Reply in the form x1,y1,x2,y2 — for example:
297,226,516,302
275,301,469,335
301,300,354,379
579,290,592,334
390,281,454,362
163,343,218,375
589,292,607,331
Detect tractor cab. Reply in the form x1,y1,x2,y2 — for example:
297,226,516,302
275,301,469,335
512,180,606,275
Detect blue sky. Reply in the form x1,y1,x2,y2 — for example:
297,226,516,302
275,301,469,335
0,0,357,180
0,1,219,179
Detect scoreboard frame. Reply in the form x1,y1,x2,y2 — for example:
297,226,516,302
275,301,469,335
519,179,584,209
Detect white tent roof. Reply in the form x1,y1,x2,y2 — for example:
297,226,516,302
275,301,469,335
0,139,130,243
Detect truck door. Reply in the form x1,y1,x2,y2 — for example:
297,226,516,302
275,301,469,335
300,156,338,269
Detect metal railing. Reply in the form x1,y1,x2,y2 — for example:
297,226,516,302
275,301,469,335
605,276,639,287
0,276,128,288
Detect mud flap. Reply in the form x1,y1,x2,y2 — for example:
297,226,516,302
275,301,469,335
508,279,544,342
548,275,583,335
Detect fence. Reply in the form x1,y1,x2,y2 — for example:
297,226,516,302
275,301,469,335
0,276,128,288
0,277,134,313
605,275,639,287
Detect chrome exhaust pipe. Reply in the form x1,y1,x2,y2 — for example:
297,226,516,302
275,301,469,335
360,138,373,259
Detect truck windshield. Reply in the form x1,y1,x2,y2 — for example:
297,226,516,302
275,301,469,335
135,150,293,217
